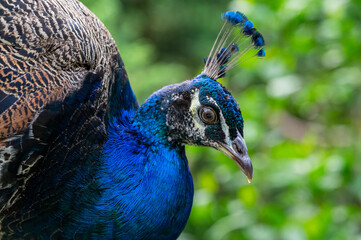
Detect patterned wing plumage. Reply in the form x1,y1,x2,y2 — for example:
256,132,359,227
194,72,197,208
0,0,136,237
0,0,117,138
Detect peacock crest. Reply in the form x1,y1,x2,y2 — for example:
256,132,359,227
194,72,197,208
202,11,266,80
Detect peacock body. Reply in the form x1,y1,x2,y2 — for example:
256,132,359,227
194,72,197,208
0,0,265,239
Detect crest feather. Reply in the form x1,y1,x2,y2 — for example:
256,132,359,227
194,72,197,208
202,11,266,80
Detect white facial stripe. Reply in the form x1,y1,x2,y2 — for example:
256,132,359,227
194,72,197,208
190,90,205,135
219,109,232,146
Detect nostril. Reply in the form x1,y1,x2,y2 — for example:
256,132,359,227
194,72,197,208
232,142,243,154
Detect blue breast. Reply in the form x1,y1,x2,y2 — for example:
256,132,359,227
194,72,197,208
69,110,194,239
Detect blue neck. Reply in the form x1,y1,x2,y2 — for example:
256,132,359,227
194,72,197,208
79,112,194,239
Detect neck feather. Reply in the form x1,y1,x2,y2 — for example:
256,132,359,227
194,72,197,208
90,113,194,239
132,88,172,145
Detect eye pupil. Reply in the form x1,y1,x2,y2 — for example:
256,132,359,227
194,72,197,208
199,107,218,124
205,112,212,119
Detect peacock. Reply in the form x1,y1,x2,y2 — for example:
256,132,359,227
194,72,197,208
0,0,265,239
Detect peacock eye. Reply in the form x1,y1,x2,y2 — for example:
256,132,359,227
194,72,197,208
198,106,218,124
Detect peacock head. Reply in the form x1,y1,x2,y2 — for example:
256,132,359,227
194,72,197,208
164,76,253,181
134,11,265,182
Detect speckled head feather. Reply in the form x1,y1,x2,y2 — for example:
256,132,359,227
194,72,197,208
203,11,266,80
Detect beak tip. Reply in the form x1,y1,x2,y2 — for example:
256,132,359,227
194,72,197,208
244,161,253,183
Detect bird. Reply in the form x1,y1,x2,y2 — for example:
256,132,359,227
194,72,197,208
0,0,265,239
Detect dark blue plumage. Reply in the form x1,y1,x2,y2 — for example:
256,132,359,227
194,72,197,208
0,2,265,239
59,109,193,239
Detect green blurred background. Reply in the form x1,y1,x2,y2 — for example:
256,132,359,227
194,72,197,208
81,0,361,239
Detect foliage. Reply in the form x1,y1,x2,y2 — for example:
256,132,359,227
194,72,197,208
81,0,361,239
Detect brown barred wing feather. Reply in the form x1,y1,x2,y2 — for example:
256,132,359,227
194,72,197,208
0,0,120,139
0,0,128,221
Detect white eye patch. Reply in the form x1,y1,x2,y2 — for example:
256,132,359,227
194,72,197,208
189,90,205,135
189,90,231,146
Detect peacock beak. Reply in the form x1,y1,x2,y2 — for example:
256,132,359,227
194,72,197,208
218,131,253,182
